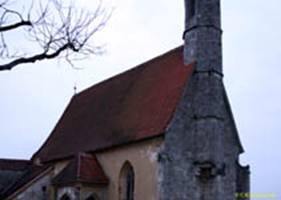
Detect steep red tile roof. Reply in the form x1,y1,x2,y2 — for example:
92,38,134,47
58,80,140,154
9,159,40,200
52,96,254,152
33,46,194,162
52,153,108,185
0,159,30,171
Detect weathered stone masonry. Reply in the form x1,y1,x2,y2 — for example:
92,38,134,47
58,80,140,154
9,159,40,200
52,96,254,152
160,0,250,200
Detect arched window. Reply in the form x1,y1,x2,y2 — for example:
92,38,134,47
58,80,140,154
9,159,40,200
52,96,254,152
60,194,71,200
119,161,135,200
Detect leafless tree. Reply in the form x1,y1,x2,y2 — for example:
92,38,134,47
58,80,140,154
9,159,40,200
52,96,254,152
0,0,112,71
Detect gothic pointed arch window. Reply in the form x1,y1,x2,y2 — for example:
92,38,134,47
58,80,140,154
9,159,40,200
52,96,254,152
119,161,135,200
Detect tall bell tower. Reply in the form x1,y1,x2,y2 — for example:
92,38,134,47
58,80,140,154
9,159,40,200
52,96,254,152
159,1,250,199
184,0,222,74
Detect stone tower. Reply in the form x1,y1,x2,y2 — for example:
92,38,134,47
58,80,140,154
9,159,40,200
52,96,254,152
184,0,222,73
159,0,250,199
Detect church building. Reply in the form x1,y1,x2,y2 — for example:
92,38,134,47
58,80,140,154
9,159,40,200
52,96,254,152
0,0,250,199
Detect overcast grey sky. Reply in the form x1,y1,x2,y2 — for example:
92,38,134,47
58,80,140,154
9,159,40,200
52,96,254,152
0,0,280,197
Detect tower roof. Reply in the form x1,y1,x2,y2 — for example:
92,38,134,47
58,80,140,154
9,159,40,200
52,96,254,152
33,46,194,163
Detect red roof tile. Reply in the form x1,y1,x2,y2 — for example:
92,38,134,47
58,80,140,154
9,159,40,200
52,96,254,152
33,46,194,162
52,153,108,185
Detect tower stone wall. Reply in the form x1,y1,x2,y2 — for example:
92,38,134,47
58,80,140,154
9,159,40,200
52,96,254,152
184,0,222,74
159,0,250,199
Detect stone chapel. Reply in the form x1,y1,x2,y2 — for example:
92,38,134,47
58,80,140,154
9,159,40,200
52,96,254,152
0,0,250,199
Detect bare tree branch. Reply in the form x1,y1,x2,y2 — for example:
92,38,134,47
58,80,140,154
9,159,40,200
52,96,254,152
0,0,112,71
0,20,31,32
0,43,75,70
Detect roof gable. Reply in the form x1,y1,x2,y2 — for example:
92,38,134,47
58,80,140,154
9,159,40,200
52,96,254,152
33,46,194,162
